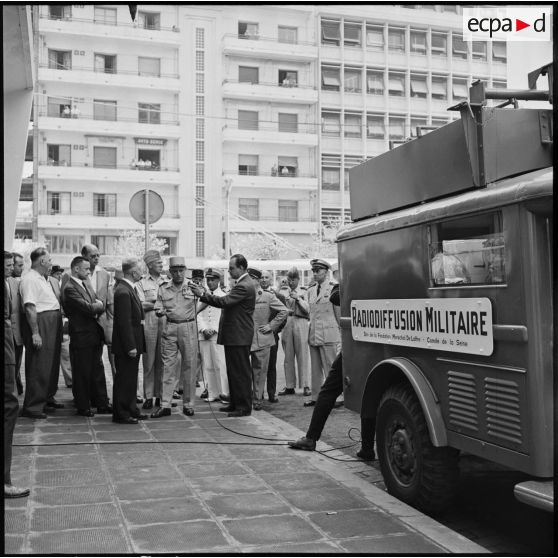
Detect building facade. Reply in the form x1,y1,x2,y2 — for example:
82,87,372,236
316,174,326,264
22,4,510,265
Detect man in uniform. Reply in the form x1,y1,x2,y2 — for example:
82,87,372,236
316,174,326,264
151,257,198,418
247,268,287,410
305,259,340,407
191,269,205,391
279,267,311,397
136,250,168,410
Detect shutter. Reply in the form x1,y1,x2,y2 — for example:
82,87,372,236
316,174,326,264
138,57,160,77
94,147,117,168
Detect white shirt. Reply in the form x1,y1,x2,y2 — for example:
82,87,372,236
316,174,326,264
20,269,60,313
90,266,102,293
70,275,89,293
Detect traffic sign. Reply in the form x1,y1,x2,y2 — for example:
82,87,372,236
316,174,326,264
129,190,164,224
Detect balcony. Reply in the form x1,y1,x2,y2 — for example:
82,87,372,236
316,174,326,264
223,169,318,191
16,201,33,226
230,216,317,235
222,33,317,62
222,80,318,104
223,124,318,147
39,64,180,91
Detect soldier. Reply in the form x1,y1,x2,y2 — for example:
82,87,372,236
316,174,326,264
136,250,168,410
279,267,311,397
192,269,205,392
151,257,198,418
305,259,340,407
247,268,288,411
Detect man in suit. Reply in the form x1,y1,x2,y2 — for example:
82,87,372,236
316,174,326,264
111,257,147,424
8,252,25,395
62,256,105,417
190,254,256,417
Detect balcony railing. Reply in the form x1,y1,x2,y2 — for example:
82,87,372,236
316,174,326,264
40,161,180,172
223,78,316,91
224,32,316,47
235,215,316,222
37,109,179,126
42,13,180,33
39,63,179,79
223,122,318,135
40,209,180,218
224,169,317,179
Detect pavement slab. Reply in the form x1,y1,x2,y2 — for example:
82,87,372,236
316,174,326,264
4,509,28,534
113,479,193,501
176,459,249,478
4,535,25,554
28,527,130,554
34,467,106,487
30,502,120,531
120,496,211,525
33,485,112,506
281,486,372,512
338,533,448,553
204,491,292,518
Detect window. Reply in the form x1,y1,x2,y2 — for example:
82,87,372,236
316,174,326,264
452,34,468,59
322,66,341,91
492,41,507,63
94,53,116,74
452,79,469,100
138,11,160,30
195,231,205,258
388,28,405,52
278,200,298,222
344,22,362,46
472,41,487,61
429,212,505,286
431,32,447,56
196,28,205,49
278,156,297,177
278,70,298,87
93,6,116,25
238,154,258,175
45,235,83,254
93,146,117,168
278,113,298,133
239,198,259,220
196,141,204,161
90,235,119,255
322,207,351,224
388,73,405,96
196,163,204,183
47,192,71,215
492,80,507,89
344,169,350,190
322,19,340,46
196,207,204,228
322,168,340,190
367,70,384,94
47,144,71,166
410,30,426,54
138,103,160,124
93,193,116,217
137,149,160,170
196,73,204,93
47,97,69,118
410,117,428,137
138,57,160,77
239,66,259,84
410,74,427,98
278,25,297,44
196,51,204,71
238,22,259,39
196,96,204,116
48,50,71,70
93,99,116,121
366,25,384,50
49,5,71,20
196,185,205,201
238,110,258,130
431,76,448,100
389,117,406,140
344,113,362,138
344,68,362,93
322,112,340,136
432,118,448,128
196,118,204,139
367,115,385,139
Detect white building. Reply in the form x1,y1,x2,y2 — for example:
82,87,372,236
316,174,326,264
26,4,515,265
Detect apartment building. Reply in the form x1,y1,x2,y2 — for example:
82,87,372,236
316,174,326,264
25,4,509,264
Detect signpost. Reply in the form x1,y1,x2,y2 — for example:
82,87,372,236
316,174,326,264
129,189,165,253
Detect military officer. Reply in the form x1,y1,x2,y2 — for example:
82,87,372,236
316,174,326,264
279,267,311,397
247,268,288,411
136,249,169,409
191,269,205,392
305,259,340,407
150,257,198,418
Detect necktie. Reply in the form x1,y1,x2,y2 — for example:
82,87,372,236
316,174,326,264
317,284,321,297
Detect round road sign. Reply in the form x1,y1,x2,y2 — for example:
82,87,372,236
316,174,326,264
129,190,164,224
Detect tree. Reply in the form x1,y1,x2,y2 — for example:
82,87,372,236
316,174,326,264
102,230,169,269
303,217,346,259
230,233,289,260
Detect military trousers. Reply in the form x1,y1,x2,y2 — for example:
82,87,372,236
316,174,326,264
250,346,271,402
160,321,198,409
199,337,226,399
281,317,309,389
309,343,338,400
142,311,164,399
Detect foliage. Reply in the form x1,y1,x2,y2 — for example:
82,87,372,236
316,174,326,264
102,230,168,269
230,233,289,260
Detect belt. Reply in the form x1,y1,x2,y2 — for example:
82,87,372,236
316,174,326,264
293,314,309,320
166,317,195,324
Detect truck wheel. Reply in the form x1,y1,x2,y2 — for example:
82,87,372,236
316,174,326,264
376,383,459,513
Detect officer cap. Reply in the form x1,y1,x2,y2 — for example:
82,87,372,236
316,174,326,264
191,269,204,279
205,268,222,280
51,265,64,274
247,267,262,280
169,256,186,269
143,249,161,266
286,266,300,279
310,258,331,271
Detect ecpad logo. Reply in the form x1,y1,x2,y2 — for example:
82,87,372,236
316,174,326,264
463,7,552,42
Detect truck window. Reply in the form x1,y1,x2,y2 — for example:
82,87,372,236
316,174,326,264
429,212,505,286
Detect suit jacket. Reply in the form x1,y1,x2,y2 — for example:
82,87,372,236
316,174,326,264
251,289,288,351
111,281,145,356
4,282,15,365
62,278,104,348
201,274,256,346
88,267,113,344
7,277,23,346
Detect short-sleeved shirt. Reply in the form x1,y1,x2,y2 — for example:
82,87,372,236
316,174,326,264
20,269,60,313
154,281,196,321
137,273,169,305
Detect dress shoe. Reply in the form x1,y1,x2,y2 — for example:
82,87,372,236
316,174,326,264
304,400,316,407
96,405,113,414
228,410,250,417
21,410,47,419
200,388,208,399
135,414,148,420
136,396,144,404
183,407,194,416
142,399,153,410
172,391,181,399
356,449,376,461
253,402,262,411
219,406,234,412
205,397,221,402
178,388,184,394
219,394,230,402
65,384,72,388
150,407,171,418
303,387,311,397
195,381,200,387
76,409,95,417
4,484,30,498
113,417,138,424
268,395,279,403
154,398,161,407
171,402,178,407
278,387,295,395
288,436,316,451
45,400,64,409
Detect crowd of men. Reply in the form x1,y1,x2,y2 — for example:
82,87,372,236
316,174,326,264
4,244,348,497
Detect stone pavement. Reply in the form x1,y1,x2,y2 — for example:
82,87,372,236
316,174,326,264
5,387,487,555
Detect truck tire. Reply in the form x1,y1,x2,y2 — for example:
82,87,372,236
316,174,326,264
376,382,459,513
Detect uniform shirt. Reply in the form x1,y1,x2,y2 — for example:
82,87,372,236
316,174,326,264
307,280,340,346
197,286,225,340
251,289,288,351
137,273,169,307
20,269,60,313
154,281,196,321
283,286,309,318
